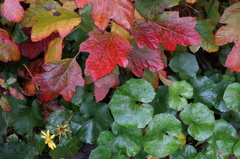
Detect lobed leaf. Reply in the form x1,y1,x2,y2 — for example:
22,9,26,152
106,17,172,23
33,58,84,102
75,0,134,32
2,0,24,23
45,37,64,63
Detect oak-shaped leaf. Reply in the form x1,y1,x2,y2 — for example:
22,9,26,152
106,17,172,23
109,79,155,129
74,0,134,32
31,8,81,42
143,113,182,158
33,58,84,102
132,21,159,50
94,67,120,102
180,103,215,141
153,12,201,51
89,122,142,158
126,43,165,77
21,31,59,59
2,0,24,23
214,2,240,72
0,29,21,62
80,29,133,81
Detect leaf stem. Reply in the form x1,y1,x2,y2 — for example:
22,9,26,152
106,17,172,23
206,0,217,19
23,64,39,90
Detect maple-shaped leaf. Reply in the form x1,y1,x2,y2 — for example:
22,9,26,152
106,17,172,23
94,66,120,102
0,29,21,62
132,21,159,50
153,12,201,51
2,0,24,23
21,31,59,59
127,43,165,77
33,58,84,102
45,37,64,63
74,0,134,31
80,29,133,81
31,8,81,42
214,2,240,72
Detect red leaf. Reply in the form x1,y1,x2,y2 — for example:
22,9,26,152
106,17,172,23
2,0,24,23
126,44,165,77
0,29,21,62
21,33,59,59
9,88,25,100
80,29,133,81
225,45,240,72
0,96,11,112
153,12,201,51
74,0,134,31
33,58,84,102
132,21,159,50
94,67,119,102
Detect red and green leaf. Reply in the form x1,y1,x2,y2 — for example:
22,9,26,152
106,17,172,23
33,58,84,102
80,29,133,81
74,0,134,31
0,29,21,62
0,96,11,112
2,0,24,23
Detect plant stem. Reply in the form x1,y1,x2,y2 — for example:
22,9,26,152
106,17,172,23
206,0,217,19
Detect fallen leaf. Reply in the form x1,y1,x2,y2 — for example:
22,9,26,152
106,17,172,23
75,0,134,31
62,1,78,11
0,29,21,62
80,29,133,81
20,81,38,96
158,70,173,86
31,8,81,41
45,37,64,63
127,44,165,77
2,0,24,23
0,96,11,112
33,58,84,102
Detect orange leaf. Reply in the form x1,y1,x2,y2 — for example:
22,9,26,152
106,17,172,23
75,0,134,31
2,0,24,22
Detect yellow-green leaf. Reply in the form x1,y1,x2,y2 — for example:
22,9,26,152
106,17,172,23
45,37,64,63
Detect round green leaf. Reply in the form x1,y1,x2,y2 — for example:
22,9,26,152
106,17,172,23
90,122,142,158
169,52,199,79
223,83,240,112
89,146,111,159
109,79,155,129
233,141,240,159
168,81,193,110
143,113,182,158
50,137,82,159
26,133,45,155
170,145,197,159
70,101,113,144
180,103,215,141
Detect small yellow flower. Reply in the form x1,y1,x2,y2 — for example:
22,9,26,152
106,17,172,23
41,130,56,150
55,124,71,139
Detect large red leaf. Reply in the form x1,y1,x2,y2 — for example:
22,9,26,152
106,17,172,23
74,0,134,31
132,21,159,50
21,31,59,59
80,29,133,81
214,2,240,72
33,58,84,102
2,0,24,23
0,29,21,62
153,12,201,51
127,44,165,77
94,67,119,102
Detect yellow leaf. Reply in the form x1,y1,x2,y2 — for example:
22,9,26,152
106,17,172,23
62,1,78,12
31,8,81,42
176,132,186,149
185,0,198,4
45,37,64,63
111,22,130,40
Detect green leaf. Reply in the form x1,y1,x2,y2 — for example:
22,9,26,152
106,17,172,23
233,141,240,159
190,19,219,53
223,83,240,112
219,46,231,66
180,103,215,141
2,97,43,134
168,81,193,111
135,0,179,19
170,145,197,159
221,111,240,130
143,113,181,158
169,52,199,80
0,141,38,158
71,101,113,144
194,152,209,159
78,4,95,32
189,76,216,108
50,137,82,159
109,79,155,129
90,123,142,158
11,23,28,45
0,109,7,138
46,109,73,135
26,133,45,155
71,85,93,106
